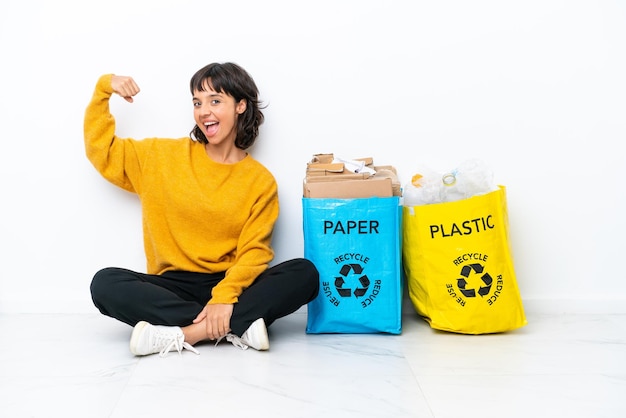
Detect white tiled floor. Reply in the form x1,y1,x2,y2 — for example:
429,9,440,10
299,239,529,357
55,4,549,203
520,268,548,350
1,308,625,418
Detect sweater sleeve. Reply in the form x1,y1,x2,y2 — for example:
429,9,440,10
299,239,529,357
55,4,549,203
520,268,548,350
83,74,142,193
208,171,279,304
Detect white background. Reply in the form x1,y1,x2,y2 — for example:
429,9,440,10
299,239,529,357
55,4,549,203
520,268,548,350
1,0,624,313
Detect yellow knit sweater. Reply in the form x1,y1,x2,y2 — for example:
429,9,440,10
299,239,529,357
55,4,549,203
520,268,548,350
84,74,278,304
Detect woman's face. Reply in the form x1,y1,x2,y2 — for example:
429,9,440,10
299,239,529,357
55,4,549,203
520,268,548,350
192,80,246,147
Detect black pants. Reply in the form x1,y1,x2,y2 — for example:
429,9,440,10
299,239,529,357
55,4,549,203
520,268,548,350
90,258,319,336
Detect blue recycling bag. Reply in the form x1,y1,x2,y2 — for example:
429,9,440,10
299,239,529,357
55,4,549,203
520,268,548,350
303,197,403,334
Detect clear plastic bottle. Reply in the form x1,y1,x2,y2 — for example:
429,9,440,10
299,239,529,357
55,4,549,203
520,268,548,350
402,166,441,206
441,159,497,203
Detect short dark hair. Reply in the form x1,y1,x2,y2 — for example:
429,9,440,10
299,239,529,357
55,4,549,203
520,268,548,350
189,62,264,150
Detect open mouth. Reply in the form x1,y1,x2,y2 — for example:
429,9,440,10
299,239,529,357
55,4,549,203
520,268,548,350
204,121,219,136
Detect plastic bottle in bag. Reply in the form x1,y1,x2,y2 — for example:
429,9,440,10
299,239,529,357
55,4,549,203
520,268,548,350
402,166,441,206
440,159,497,203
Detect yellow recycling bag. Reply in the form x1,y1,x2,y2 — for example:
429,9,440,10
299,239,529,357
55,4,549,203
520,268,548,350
402,186,527,334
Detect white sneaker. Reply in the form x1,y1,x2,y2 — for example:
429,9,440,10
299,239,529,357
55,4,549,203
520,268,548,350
130,321,200,357
220,318,269,351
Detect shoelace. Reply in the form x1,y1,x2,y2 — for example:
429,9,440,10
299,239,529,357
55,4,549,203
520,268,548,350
216,333,249,350
157,334,200,357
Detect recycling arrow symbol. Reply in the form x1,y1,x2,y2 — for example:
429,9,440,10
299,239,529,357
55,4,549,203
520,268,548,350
334,263,370,298
457,263,493,298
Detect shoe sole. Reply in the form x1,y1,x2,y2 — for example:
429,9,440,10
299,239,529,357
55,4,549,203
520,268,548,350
252,318,270,351
129,321,149,355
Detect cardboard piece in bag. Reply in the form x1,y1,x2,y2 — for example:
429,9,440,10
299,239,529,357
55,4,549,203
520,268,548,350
303,153,401,198
303,176,394,198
